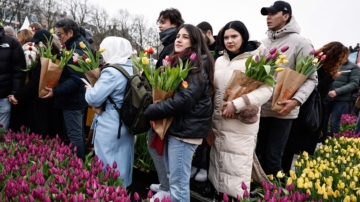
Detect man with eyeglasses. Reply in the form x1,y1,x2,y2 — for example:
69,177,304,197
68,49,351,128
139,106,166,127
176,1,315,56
42,18,90,161
0,25,26,129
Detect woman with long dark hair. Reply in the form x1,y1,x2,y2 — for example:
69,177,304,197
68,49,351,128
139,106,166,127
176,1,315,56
208,21,273,199
144,24,214,202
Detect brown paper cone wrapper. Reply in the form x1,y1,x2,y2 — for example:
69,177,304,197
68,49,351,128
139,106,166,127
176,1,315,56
38,57,63,97
152,89,175,140
25,73,30,85
222,70,264,118
271,68,307,111
85,68,101,87
355,97,360,108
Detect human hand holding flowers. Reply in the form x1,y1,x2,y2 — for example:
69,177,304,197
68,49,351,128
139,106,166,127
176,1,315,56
222,101,236,118
277,99,300,116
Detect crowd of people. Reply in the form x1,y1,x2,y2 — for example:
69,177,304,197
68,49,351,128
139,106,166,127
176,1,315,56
1,1,360,201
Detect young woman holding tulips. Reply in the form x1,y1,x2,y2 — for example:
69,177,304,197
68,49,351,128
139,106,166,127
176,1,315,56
208,21,273,200
144,24,214,202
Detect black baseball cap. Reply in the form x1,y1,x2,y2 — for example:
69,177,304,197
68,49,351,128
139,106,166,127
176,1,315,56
29,30,52,43
261,1,292,16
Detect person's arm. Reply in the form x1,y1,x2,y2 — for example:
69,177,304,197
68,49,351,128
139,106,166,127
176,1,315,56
11,40,26,94
85,68,127,107
144,72,205,120
334,65,360,96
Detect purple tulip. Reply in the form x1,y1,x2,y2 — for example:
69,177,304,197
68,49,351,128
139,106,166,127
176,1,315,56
50,186,59,194
223,193,229,202
265,55,273,62
241,182,247,190
310,49,316,55
113,170,120,179
280,46,289,53
262,48,267,56
190,53,196,61
254,55,260,62
162,59,169,67
271,52,278,59
264,190,270,201
154,198,160,202
78,193,84,202
115,186,121,194
112,161,117,169
269,47,277,55
243,190,250,198
134,192,140,201
147,190,153,198
44,196,51,202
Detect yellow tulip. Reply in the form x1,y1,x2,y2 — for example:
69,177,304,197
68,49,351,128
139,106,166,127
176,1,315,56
65,51,69,56
289,170,297,180
267,174,274,180
50,28,54,34
306,189,311,195
354,176,358,182
282,59,289,64
323,192,328,200
275,59,282,66
286,177,292,185
276,171,285,178
279,54,287,59
144,52,148,57
79,41,86,49
351,195,357,202
85,58,91,64
344,195,351,202
142,57,149,65
334,190,340,198
275,67,284,72
99,48,106,53
350,181,356,190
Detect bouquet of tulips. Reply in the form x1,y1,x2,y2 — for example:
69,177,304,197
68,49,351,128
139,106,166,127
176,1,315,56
21,42,39,72
131,47,196,139
271,49,325,111
223,46,287,116
68,41,105,87
38,36,74,97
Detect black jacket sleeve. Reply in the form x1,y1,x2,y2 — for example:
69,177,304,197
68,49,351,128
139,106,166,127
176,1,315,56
11,39,26,94
14,64,41,102
144,72,205,120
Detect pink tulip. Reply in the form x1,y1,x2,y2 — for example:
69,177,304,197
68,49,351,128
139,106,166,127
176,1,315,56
243,190,250,198
134,192,140,200
113,161,117,169
269,47,277,55
254,55,260,62
310,49,316,55
280,46,289,53
317,52,323,58
321,55,326,60
223,193,229,202
190,53,197,61
147,190,153,198
241,182,247,190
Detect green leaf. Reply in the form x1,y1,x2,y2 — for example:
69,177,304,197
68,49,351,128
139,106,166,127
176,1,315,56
245,55,252,69
68,64,86,73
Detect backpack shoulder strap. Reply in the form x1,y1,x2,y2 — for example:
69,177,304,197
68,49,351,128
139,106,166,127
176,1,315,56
106,63,131,79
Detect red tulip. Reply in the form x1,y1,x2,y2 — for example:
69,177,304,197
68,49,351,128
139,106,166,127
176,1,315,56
321,55,326,60
317,52,323,58
145,46,154,55
182,81,188,89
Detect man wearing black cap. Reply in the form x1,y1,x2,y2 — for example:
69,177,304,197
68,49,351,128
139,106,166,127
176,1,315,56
42,18,90,161
0,25,26,130
256,1,317,175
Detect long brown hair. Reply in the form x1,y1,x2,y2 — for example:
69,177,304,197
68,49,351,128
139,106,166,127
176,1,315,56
17,29,34,46
316,42,349,78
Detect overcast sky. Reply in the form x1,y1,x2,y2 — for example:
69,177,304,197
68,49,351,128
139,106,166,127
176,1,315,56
88,0,359,49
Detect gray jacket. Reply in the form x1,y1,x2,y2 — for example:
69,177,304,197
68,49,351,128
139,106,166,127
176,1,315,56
328,60,360,102
260,16,318,119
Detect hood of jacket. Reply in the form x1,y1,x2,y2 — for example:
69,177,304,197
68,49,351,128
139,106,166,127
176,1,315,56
266,16,301,40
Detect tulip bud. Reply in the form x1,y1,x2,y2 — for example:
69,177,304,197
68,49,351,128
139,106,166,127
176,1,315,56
28,42,33,46
271,52,278,59
241,182,247,190
269,47,277,55
162,59,169,67
29,46,33,51
317,52,323,58
134,192,140,201
145,46,154,55
262,48,267,56
265,55,272,62
182,81,188,89
223,193,229,202
310,49,316,55
190,53,197,61
254,55,260,62
116,186,121,194
280,46,289,53
312,58,319,64
147,190,153,198
321,55,326,60
154,198,160,202
243,190,250,198
112,161,117,169
113,170,120,180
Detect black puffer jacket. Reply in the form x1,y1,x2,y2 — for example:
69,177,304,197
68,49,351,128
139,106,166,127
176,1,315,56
145,55,213,139
155,28,177,68
0,26,26,98
327,60,360,102
52,34,89,109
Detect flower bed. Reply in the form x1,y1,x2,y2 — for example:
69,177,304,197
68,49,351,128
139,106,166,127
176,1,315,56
0,128,148,201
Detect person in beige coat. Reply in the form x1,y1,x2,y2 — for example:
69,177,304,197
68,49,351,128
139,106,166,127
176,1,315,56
208,20,273,199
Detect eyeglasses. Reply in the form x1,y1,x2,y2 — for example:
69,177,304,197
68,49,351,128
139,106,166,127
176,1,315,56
56,32,64,37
